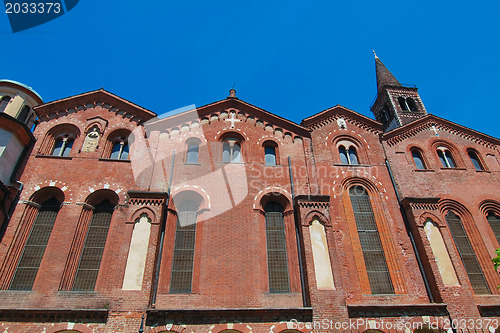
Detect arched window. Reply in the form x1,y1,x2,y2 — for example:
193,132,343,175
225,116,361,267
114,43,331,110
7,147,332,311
222,138,241,163
349,186,393,294
72,200,114,291
398,96,408,111
170,200,198,293
264,201,290,293
406,97,418,111
338,144,359,165
411,149,426,169
264,142,278,166
486,212,500,245
0,96,11,112
9,197,61,290
186,141,199,164
468,150,484,171
52,136,74,157
445,211,490,294
437,147,456,168
110,138,129,160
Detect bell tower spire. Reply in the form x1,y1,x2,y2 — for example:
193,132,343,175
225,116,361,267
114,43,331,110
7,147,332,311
371,52,427,132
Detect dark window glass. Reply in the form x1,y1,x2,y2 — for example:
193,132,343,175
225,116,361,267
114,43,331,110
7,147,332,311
110,141,128,160
339,146,348,164
72,200,114,291
445,150,455,167
265,201,290,293
468,151,483,170
348,146,359,165
10,197,60,290
0,96,11,112
398,96,408,111
406,98,418,111
170,200,197,293
446,211,490,294
265,145,276,166
487,212,500,246
52,139,64,156
438,149,455,168
18,105,30,123
186,143,199,164
52,138,73,157
349,186,393,294
412,150,425,169
62,139,73,157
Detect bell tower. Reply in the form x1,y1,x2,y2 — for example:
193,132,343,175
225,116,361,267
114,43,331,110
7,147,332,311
371,52,427,132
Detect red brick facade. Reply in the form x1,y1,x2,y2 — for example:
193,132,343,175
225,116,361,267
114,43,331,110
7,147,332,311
0,59,499,332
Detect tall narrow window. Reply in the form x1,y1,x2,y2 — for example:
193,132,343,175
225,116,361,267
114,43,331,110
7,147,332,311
349,186,393,294
265,145,277,166
468,150,484,171
18,105,30,123
222,138,241,163
0,96,11,112
265,202,290,293
72,200,114,291
52,137,74,157
412,149,426,170
437,148,455,168
186,142,199,164
10,197,61,290
445,211,490,294
398,96,408,111
406,98,418,111
339,146,348,164
487,212,500,245
110,140,129,160
339,144,359,165
348,146,359,165
170,200,197,293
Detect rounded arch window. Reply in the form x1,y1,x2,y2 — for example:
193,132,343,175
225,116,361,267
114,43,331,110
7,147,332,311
0,96,11,112
337,140,359,165
411,148,426,170
467,149,484,171
263,140,278,166
222,137,241,163
52,134,75,157
186,138,201,164
436,146,456,168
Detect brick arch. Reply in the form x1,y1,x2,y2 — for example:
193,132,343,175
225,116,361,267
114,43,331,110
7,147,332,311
38,122,82,155
102,128,133,158
30,186,66,204
417,211,444,227
85,188,120,207
130,206,157,224
340,176,380,194
207,323,253,333
146,324,187,333
46,323,94,333
304,210,329,225
429,138,464,168
171,188,210,212
253,187,293,214
479,199,500,216
268,322,313,333
331,133,370,165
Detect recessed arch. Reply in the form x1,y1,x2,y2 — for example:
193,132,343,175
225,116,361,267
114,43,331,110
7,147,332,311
30,186,65,204
85,189,119,207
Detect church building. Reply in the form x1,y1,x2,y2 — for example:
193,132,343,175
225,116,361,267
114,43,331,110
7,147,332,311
0,56,499,333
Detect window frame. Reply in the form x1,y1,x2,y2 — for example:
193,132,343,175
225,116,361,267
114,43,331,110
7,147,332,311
52,135,75,157
436,146,456,168
222,137,242,163
337,141,360,165
467,149,485,171
263,141,278,166
410,147,427,170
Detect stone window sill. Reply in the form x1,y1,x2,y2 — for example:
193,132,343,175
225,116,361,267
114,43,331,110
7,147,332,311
98,158,131,163
35,154,73,160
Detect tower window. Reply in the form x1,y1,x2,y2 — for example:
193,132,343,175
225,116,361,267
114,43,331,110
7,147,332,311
186,141,199,164
445,211,490,294
398,97,408,111
349,186,393,294
0,96,11,113
437,147,456,168
406,98,418,111
411,149,426,170
18,105,30,123
10,197,61,290
468,150,484,171
170,200,198,293
110,138,129,160
264,201,290,293
339,144,359,165
52,136,74,157
72,200,114,291
222,138,241,163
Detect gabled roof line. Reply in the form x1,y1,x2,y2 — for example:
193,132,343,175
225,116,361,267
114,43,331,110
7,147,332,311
301,104,382,132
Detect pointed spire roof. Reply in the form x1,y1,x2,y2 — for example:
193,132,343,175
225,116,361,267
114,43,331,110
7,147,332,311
374,51,402,92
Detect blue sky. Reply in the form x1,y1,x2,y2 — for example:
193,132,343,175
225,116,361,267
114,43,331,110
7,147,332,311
1,0,499,137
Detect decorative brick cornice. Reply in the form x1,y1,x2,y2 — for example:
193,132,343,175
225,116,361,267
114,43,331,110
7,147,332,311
128,191,168,206
295,195,330,209
347,304,448,318
401,197,440,211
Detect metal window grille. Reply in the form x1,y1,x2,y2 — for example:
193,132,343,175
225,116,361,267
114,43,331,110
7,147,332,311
349,186,393,294
170,210,197,293
265,202,290,293
446,211,490,294
10,197,60,290
72,200,114,291
487,213,500,245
